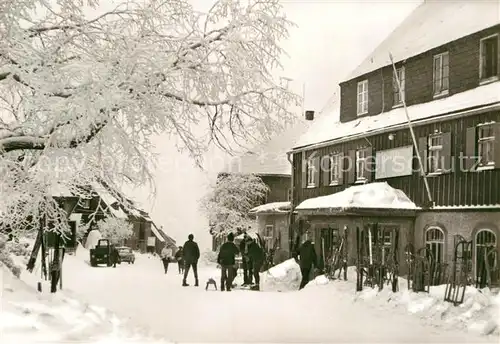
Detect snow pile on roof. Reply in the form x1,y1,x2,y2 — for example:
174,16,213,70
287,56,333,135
347,1,500,80
150,224,165,243
91,182,119,206
294,81,500,149
49,183,73,197
0,263,170,343
295,182,417,210
260,258,301,292
249,201,291,214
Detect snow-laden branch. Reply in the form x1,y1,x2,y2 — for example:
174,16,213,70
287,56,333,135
0,0,298,239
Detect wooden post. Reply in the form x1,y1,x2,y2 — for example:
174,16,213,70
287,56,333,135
50,234,60,293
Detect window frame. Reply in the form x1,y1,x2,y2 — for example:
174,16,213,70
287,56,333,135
392,66,405,106
306,159,316,187
356,80,368,116
355,149,368,181
474,228,497,283
425,226,445,264
477,122,495,167
479,34,499,83
329,153,342,186
428,133,444,174
433,52,449,97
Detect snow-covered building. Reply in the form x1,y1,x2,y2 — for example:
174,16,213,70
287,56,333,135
289,1,500,286
51,182,175,254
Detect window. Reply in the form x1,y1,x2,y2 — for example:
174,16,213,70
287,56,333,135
330,154,342,185
264,225,274,250
355,149,367,181
478,123,495,166
393,67,405,105
474,229,497,285
433,52,449,95
425,227,445,264
79,198,91,209
480,35,499,81
428,134,443,173
287,188,292,202
356,80,368,115
306,159,316,187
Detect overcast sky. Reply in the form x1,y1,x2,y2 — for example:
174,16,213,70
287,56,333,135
130,0,423,249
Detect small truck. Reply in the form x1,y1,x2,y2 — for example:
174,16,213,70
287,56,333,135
89,239,116,267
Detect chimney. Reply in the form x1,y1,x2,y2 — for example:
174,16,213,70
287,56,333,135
305,110,314,121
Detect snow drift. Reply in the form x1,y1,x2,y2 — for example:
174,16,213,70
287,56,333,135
1,262,170,343
261,259,302,292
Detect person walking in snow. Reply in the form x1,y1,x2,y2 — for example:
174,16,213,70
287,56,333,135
182,234,200,286
239,233,253,286
174,246,184,274
217,232,239,291
247,237,265,290
111,245,120,268
161,244,173,274
294,231,318,290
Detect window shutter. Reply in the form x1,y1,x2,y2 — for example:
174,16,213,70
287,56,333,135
493,123,500,169
313,156,320,187
347,150,356,184
363,147,374,181
301,151,307,188
465,127,477,171
442,132,452,172
338,153,344,185
417,137,428,175
321,155,330,186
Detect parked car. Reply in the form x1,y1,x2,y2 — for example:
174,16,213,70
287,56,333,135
116,246,135,264
89,239,114,267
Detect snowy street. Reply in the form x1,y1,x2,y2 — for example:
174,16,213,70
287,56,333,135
16,248,492,343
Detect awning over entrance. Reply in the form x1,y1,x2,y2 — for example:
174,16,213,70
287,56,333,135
295,182,419,216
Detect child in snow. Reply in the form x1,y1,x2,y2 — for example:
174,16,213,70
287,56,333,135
175,246,184,274
160,244,173,274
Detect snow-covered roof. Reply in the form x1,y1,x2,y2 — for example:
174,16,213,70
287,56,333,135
249,201,291,214
150,223,165,243
293,81,500,150
50,183,73,197
91,182,119,207
346,1,500,81
295,182,418,211
224,118,314,176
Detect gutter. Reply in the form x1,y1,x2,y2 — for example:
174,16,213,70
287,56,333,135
287,102,500,154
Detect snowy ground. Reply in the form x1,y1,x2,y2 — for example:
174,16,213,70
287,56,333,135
7,245,499,343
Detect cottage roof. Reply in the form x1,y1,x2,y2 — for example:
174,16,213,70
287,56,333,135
224,118,314,176
292,81,500,151
345,0,500,81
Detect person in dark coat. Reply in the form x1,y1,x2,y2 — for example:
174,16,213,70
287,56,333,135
182,234,200,286
294,233,318,290
111,246,120,268
239,234,253,286
217,232,239,291
247,238,265,290
174,246,184,274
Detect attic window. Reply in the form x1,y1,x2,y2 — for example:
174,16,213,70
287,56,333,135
356,80,368,116
79,198,91,209
480,35,499,82
392,67,405,106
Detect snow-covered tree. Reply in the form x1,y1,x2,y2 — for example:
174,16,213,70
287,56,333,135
0,0,298,239
96,217,133,244
200,173,269,237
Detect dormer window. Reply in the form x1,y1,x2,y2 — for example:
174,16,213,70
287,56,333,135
393,67,405,106
433,52,449,96
356,80,368,116
480,34,499,82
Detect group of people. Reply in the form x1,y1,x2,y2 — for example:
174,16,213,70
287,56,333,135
160,234,201,287
217,232,265,291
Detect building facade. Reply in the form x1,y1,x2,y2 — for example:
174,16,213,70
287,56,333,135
290,1,500,286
